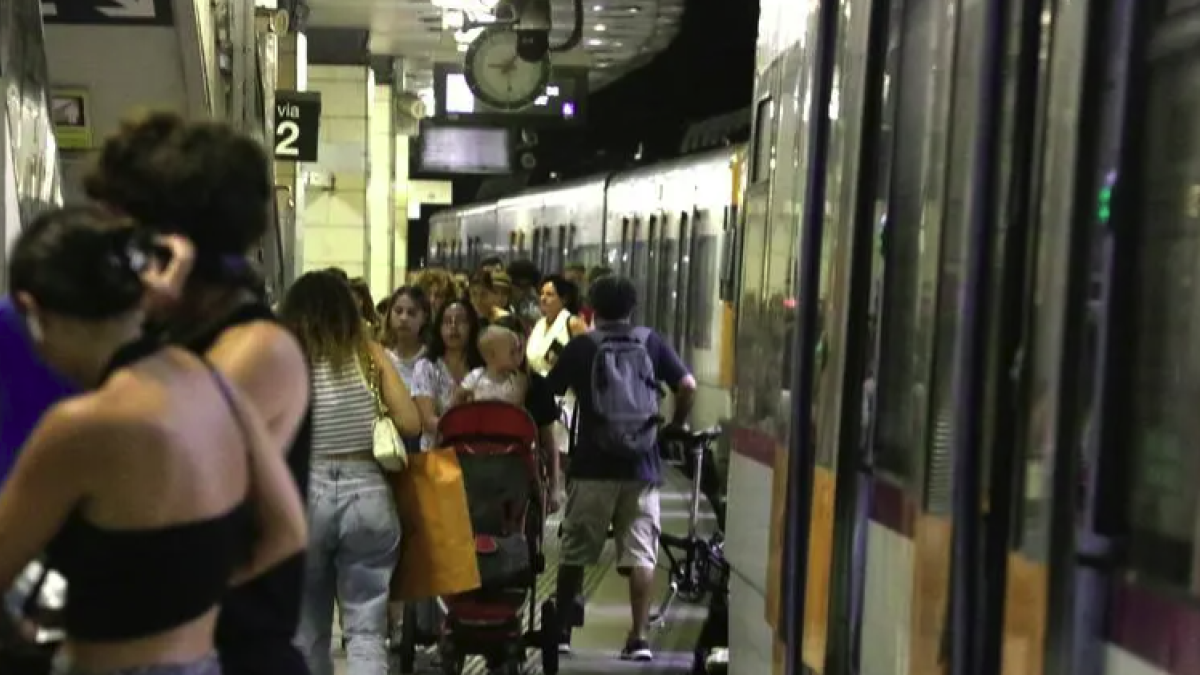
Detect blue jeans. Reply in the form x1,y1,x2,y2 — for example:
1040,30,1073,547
296,459,400,675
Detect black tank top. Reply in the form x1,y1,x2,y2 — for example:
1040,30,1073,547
46,348,254,641
162,301,313,675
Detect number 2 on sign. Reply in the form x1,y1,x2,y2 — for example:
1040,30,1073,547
276,120,301,157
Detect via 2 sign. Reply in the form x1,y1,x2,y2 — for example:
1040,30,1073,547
274,91,321,162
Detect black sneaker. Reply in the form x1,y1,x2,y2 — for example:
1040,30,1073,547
620,638,653,662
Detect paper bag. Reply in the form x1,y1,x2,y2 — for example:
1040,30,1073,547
391,448,481,600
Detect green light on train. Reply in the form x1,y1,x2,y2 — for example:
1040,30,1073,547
1098,185,1112,223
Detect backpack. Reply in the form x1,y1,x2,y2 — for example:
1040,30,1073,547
588,326,662,456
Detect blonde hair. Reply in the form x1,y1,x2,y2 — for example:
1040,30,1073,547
478,325,519,357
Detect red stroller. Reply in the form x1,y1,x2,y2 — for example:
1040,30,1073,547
397,401,560,675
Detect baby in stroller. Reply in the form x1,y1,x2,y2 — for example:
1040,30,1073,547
452,326,527,407
398,401,560,675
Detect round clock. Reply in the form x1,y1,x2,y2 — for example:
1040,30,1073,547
464,27,551,112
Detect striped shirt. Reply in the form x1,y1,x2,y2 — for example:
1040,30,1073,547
310,357,377,456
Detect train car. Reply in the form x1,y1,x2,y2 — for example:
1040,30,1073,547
490,177,608,273
427,206,469,270
427,146,744,436
728,0,1194,673
603,148,744,434
459,205,500,270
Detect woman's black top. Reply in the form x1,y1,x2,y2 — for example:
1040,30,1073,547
163,301,313,675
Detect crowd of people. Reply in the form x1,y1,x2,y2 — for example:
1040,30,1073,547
0,113,698,675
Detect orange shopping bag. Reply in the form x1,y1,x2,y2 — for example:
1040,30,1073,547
392,447,481,600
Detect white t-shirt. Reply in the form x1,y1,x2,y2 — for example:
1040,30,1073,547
462,367,524,405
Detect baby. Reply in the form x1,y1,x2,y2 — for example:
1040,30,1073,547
453,325,528,406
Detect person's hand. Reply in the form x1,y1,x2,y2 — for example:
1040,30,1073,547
140,234,195,312
547,483,564,514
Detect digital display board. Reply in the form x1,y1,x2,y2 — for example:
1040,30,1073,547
433,63,588,127
414,124,512,176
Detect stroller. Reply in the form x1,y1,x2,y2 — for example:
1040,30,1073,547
398,401,561,675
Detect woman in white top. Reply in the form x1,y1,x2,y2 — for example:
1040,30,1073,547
380,286,431,387
525,275,588,472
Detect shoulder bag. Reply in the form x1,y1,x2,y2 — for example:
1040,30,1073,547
364,350,408,471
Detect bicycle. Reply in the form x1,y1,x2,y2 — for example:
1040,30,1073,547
650,425,728,629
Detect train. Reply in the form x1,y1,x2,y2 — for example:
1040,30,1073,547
429,0,1195,673
427,146,746,450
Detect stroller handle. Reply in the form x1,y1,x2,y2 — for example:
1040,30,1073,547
661,425,722,447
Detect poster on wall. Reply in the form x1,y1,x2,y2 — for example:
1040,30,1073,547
50,88,92,151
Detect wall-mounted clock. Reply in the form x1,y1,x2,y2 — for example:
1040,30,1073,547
464,27,551,112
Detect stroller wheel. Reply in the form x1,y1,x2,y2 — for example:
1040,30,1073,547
539,600,560,675
438,639,465,675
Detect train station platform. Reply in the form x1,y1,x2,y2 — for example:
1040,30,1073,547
331,467,719,675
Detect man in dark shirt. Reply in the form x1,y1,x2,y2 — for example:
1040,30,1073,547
546,276,696,662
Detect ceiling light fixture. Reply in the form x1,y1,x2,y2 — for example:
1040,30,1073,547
587,38,604,46
592,4,603,10
594,23,606,31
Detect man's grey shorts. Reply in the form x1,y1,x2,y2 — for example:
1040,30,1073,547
560,480,660,569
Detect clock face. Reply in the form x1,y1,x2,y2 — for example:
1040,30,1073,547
465,28,551,111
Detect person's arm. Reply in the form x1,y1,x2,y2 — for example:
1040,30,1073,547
207,322,310,457
538,425,562,513
0,403,92,591
369,342,421,437
410,360,441,438
223,380,308,586
649,331,697,425
545,337,585,397
567,315,588,337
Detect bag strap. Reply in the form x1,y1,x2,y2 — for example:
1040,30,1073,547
360,348,390,418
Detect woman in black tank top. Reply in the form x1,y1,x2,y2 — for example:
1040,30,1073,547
84,113,315,675
0,207,308,675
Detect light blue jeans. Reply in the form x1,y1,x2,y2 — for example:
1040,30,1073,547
296,458,400,675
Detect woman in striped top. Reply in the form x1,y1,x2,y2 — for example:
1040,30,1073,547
280,271,420,675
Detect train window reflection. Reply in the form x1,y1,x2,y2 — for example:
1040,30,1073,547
871,0,941,486
753,97,776,183
1124,48,1200,588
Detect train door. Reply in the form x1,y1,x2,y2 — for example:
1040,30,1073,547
986,2,1200,675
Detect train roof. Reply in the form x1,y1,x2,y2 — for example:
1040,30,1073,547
433,144,747,220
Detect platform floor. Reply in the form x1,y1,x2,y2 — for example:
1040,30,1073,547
331,467,717,675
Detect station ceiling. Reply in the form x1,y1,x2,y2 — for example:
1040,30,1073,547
303,0,685,105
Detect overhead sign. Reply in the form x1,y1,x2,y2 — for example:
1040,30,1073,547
50,88,93,151
273,91,322,163
41,0,175,26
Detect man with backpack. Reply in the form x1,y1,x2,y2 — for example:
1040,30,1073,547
545,274,696,662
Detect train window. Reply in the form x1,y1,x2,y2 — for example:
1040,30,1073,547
567,224,577,263
693,223,717,353
531,228,542,269
509,231,518,260
637,216,656,326
556,225,567,273
1120,19,1200,588
871,0,956,488
619,218,631,273
752,97,776,183
659,214,679,345
674,212,691,358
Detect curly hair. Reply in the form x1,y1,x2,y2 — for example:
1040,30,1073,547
278,271,369,369
83,111,271,262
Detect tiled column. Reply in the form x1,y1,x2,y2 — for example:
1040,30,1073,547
302,65,371,277
368,83,394,300
275,31,307,286
393,130,412,285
